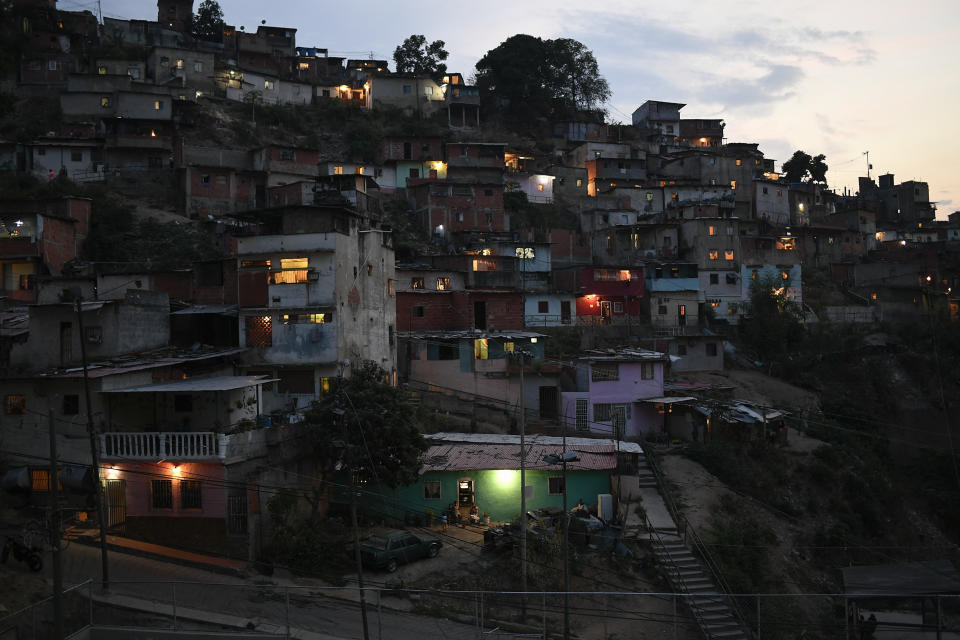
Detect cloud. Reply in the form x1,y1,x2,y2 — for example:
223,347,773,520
698,64,804,110
816,113,838,137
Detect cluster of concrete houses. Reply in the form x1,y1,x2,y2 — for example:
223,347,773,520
0,0,955,557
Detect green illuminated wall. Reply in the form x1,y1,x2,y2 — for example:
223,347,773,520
362,469,611,523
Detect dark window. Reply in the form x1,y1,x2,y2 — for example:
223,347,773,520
180,480,202,509
174,395,193,412
538,300,549,313
423,480,441,500
591,363,619,381
152,479,173,509
278,370,314,394
409,168,419,178
63,394,80,415
484,189,493,196
6,394,26,414
658,305,667,315
70,150,82,162
706,342,718,357
548,477,565,495
413,305,425,318
709,273,719,285
437,344,459,360
677,344,687,355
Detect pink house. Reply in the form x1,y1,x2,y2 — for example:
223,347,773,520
560,349,670,439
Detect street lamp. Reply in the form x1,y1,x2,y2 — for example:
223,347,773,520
543,451,580,640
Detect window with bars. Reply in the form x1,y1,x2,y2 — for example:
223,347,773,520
548,477,565,495
31,469,62,492
575,399,588,432
591,363,619,382
152,479,173,509
594,403,631,423
180,480,202,509
246,316,272,347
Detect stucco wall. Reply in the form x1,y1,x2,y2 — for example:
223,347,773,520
365,469,612,523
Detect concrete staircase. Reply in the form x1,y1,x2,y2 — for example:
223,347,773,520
652,534,751,639
637,450,753,640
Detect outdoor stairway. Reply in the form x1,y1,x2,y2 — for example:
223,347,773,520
652,534,752,640
636,455,658,489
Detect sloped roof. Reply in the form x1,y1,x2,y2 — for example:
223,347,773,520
422,443,617,472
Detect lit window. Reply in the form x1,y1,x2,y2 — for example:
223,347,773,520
736,159,742,166
730,180,737,190
100,96,111,108
333,165,344,175
504,342,515,353
708,249,719,260
411,277,424,289
98,66,107,75
724,250,735,261
436,277,450,290
264,80,274,90
576,179,583,187
356,166,365,175
282,313,329,324
174,59,184,69
193,61,203,73
515,247,535,259
708,225,716,236
474,339,489,360
781,270,790,280
154,100,164,110
752,270,758,280
387,279,394,296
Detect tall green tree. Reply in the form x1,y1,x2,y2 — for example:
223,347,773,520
782,150,829,185
739,275,804,366
192,0,224,42
303,361,427,489
475,34,610,120
393,34,448,76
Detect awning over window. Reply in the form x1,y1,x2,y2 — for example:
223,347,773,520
637,396,697,404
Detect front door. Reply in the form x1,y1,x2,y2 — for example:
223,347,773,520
458,478,474,514
105,479,126,531
600,301,611,323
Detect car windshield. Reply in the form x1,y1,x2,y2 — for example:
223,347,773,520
364,536,389,549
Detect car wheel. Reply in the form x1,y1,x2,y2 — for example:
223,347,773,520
385,559,398,573
427,544,440,558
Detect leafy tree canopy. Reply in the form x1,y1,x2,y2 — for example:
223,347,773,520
739,276,804,365
782,150,828,185
474,34,610,120
393,34,448,76
192,0,224,42
303,361,427,488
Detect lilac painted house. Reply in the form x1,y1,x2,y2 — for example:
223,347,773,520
560,349,670,439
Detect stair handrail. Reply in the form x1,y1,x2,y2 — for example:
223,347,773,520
639,435,754,638
682,514,753,636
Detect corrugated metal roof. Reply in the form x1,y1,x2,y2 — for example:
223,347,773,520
422,443,617,472
398,330,545,340
102,375,276,393
639,396,697,404
171,304,238,316
426,432,643,454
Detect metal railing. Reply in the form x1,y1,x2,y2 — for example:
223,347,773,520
99,432,224,461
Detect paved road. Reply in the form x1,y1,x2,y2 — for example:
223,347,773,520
53,543,491,639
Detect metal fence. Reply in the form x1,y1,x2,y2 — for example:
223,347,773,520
1,580,957,640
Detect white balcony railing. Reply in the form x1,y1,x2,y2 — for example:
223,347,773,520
99,432,225,461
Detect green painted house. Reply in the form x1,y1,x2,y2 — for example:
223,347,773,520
361,433,643,524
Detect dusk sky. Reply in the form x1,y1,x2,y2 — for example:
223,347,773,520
94,0,960,216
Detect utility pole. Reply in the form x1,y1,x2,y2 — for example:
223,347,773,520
519,348,528,619
49,409,64,640
337,361,370,640
75,297,110,591
561,420,570,640
863,151,871,179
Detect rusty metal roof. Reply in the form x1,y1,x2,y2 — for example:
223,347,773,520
422,443,617,473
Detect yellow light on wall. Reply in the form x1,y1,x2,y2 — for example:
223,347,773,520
491,469,518,488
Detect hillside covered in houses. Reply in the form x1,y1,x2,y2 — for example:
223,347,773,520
2,1,960,638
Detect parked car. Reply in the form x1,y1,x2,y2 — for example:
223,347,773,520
359,528,442,573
